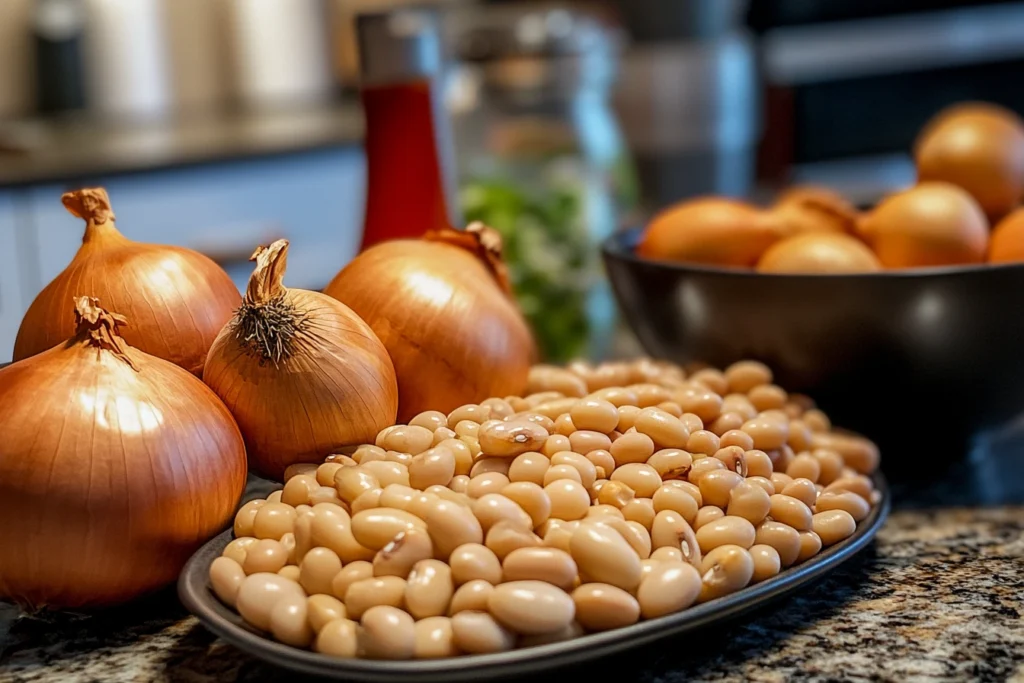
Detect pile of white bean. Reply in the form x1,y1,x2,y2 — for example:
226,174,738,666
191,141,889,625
209,358,880,660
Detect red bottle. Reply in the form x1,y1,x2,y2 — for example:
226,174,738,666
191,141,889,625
357,10,461,251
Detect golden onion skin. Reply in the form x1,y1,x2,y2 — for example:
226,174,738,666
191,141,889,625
638,198,781,267
13,188,241,376
915,103,1024,223
323,225,534,422
769,185,861,238
989,208,1024,263
204,240,399,481
857,182,989,269
757,232,881,274
0,299,247,609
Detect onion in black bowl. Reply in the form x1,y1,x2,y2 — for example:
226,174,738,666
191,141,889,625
603,227,1024,478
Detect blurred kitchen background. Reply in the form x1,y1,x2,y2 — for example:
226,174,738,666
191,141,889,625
1,0,1023,362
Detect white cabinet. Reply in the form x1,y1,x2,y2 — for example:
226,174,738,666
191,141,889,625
3,146,366,362
0,192,25,358
26,147,366,296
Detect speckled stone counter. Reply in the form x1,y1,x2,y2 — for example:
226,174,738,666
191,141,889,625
2,443,1022,683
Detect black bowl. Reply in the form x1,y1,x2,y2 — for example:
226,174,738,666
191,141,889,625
603,227,1024,474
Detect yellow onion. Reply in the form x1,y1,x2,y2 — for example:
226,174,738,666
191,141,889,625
915,102,1024,222
757,232,881,274
638,197,781,267
769,185,861,237
204,239,398,480
14,188,241,376
989,208,1024,263
857,182,989,268
0,297,247,609
323,223,534,421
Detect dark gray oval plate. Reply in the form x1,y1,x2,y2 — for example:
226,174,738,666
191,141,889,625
179,474,889,682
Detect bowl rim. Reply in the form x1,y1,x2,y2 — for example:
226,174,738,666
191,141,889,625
603,227,1024,280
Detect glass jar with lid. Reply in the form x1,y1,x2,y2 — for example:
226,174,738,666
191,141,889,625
446,5,639,363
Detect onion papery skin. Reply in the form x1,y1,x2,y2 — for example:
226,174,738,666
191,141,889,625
757,232,882,274
857,182,989,268
638,198,781,267
769,185,861,237
13,188,241,376
204,240,399,481
324,228,534,422
915,103,1024,223
0,302,247,609
989,208,1024,263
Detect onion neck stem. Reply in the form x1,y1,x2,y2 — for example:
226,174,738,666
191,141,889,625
62,187,129,246
775,197,860,234
82,220,127,245
72,296,138,371
426,223,514,295
245,239,290,305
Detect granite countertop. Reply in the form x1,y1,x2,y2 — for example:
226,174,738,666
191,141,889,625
2,440,1022,682
0,103,363,188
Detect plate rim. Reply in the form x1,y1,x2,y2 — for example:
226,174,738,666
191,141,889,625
179,473,890,681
